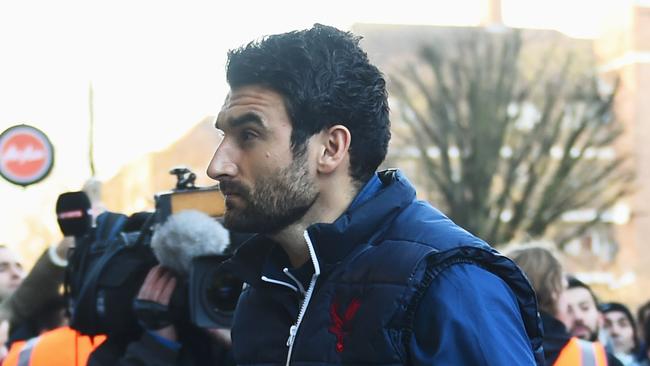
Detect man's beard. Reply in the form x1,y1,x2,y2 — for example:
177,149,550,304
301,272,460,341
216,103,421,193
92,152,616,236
571,322,598,342
219,153,318,234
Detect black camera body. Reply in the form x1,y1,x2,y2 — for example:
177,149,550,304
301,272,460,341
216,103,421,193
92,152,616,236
65,167,244,338
66,212,156,338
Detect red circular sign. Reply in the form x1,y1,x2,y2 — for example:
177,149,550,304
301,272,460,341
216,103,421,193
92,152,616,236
0,125,54,187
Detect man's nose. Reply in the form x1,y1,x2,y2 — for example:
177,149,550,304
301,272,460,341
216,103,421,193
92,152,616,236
574,313,587,324
10,264,23,279
207,142,238,181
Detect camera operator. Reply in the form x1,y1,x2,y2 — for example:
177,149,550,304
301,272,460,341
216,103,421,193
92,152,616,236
87,210,235,366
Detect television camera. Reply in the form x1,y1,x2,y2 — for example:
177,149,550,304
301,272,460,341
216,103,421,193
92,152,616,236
59,167,245,339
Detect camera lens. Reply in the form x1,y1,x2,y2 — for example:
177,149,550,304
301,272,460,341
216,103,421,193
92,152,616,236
190,255,242,328
204,268,242,313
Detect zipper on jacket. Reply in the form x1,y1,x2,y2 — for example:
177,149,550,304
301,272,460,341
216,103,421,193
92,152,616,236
285,230,321,366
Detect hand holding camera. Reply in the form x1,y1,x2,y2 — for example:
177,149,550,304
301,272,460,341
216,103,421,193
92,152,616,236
134,265,178,341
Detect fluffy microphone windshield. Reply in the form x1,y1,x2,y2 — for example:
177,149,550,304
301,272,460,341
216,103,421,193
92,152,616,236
151,210,230,277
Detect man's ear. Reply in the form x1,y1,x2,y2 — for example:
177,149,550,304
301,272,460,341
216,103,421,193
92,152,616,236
317,125,351,174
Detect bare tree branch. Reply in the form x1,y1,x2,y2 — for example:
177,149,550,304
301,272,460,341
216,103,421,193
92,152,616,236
390,29,633,247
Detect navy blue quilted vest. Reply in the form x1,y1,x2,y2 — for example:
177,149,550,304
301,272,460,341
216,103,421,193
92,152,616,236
227,170,543,365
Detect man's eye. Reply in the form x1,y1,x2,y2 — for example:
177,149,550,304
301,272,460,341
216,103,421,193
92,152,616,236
619,319,630,327
241,130,257,141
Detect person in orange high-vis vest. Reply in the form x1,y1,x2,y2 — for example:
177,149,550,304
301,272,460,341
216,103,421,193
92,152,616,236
553,336,609,366
2,326,105,366
507,246,622,366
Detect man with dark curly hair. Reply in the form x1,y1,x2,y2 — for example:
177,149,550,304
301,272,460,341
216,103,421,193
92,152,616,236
206,24,543,365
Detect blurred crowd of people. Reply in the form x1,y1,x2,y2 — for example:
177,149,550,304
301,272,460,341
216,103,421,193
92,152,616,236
508,245,650,366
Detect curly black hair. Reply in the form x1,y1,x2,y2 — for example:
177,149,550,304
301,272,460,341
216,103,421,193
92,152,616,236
226,24,390,184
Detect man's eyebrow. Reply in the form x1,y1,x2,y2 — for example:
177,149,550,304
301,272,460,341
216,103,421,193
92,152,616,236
216,112,265,131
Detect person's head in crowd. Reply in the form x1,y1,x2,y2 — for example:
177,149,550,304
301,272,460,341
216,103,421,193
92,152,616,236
207,24,390,234
601,302,639,356
556,276,602,342
0,245,25,301
638,300,650,342
506,244,565,315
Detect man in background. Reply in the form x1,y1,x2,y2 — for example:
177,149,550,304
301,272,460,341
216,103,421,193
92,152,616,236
557,276,623,365
0,239,73,362
602,302,642,365
558,277,609,342
0,245,25,359
0,246,24,304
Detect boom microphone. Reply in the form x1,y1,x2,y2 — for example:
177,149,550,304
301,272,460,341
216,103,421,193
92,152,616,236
56,191,92,237
150,210,230,277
